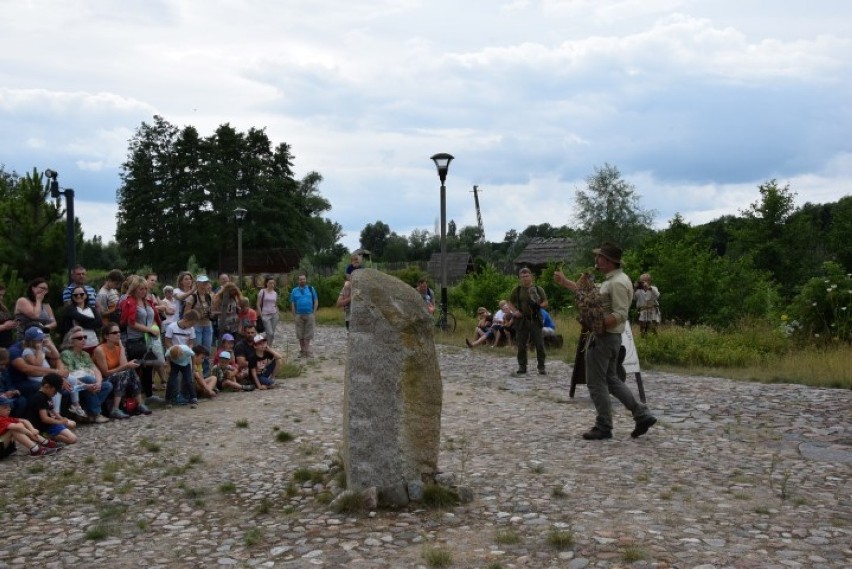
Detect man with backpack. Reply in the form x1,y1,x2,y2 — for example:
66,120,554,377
289,273,318,358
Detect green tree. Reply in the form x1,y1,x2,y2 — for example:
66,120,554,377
0,167,69,280
359,220,391,259
574,163,654,258
117,116,338,273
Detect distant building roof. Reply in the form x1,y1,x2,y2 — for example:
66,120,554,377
513,238,579,270
427,252,474,286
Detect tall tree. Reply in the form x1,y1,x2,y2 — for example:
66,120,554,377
359,220,391,259
0,168,69,280
117,116,338,273
574,163,654,257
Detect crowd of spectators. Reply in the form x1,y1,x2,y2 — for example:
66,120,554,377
0,267,284,458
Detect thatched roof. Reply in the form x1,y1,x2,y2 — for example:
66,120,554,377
427,252,474,286
513,238,579,270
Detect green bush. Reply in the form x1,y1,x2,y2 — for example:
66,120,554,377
786,262,851,343
449,265,516,314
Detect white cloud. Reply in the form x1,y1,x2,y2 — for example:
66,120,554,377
0,0,850,256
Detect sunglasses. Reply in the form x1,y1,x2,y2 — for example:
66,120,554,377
106,331,121,335
72,336,86,341
72,293,87,298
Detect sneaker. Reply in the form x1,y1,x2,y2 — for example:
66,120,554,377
137,404,152,416
31,445,59,456
538,368,546,375
582,427,613,440
241,384,255,392
69,404,87,418
110,408,130,420
40,439,60,448
93,415,110,424
147,395,164,403
512,368,527,377
189,399,198,409
631,416,657,439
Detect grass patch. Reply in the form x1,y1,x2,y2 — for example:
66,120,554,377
551,487,567,499
235,419,249,428
622,546,646,562
315,490,334,505
546,528,575,550
276,431,294,443
422,546,453,568
140,438,161,453
256,497,272,514
244,527,263,546
292,467,324,484
422,485,460,509
276,361,303,379
85,524,109,541
330,491,364,514
639,321,851,389
494,528,522,545
219,481,237,494
285,482,298,497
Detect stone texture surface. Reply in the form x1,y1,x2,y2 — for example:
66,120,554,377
344,269,441,503
0,322,849,569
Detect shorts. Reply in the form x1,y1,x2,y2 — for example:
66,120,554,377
294,313,315,340
44,424,68,437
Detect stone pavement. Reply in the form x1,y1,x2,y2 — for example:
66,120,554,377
0,325,850,569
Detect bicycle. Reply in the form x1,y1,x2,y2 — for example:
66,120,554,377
433,306,457,334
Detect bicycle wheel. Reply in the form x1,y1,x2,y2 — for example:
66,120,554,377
437,312,457,334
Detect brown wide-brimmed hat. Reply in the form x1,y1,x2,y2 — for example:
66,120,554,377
592,241,623,264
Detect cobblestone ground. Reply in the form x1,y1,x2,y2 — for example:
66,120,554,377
0,325,850,569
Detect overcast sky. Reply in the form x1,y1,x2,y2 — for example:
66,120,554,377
1,0,850,252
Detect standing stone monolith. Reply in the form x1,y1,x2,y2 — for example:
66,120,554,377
343,268,442,506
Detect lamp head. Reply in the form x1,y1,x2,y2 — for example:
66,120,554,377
233,207,247,223
430,153,454,184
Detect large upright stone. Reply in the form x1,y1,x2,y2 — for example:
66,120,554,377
343,269,442,505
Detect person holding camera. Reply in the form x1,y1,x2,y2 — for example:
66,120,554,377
635,273,661,337
506,267,548,376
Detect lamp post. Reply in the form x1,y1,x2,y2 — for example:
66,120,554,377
234,207,247,288
430,153,454,330
44,169,76,282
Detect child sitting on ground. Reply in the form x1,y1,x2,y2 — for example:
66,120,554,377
212,351,251,392
191,345,218,398
26,374,78,446
0,394,60,456
248,334,283,390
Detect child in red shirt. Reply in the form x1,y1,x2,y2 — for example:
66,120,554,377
0,395,59,456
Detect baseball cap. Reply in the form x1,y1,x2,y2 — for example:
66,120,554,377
218,351,231,360
24,327,46,342
0,395,13,406
221,333,235,342
253,334,266,344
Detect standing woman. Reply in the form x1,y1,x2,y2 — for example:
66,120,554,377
14,278,58,338
61,285,101,352
0,282,17,348
257,277,279,347
213,283,241,341
173,271,195,319
120,276,161,400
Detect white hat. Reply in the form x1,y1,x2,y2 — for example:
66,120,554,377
196,275,210,283
218,351,231,359
253,334,266,344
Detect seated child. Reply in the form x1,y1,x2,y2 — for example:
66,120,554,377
248,334,283,390
192,346,218,398
0,348,27,418
166,345,199,408
212,351,251,392
1,394,60,456
26,374,78,445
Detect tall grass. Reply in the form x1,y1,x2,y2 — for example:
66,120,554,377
635,320,850,389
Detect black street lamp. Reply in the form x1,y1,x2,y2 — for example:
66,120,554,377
44,169,76,282
234,207,247,288
430,153,454,330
